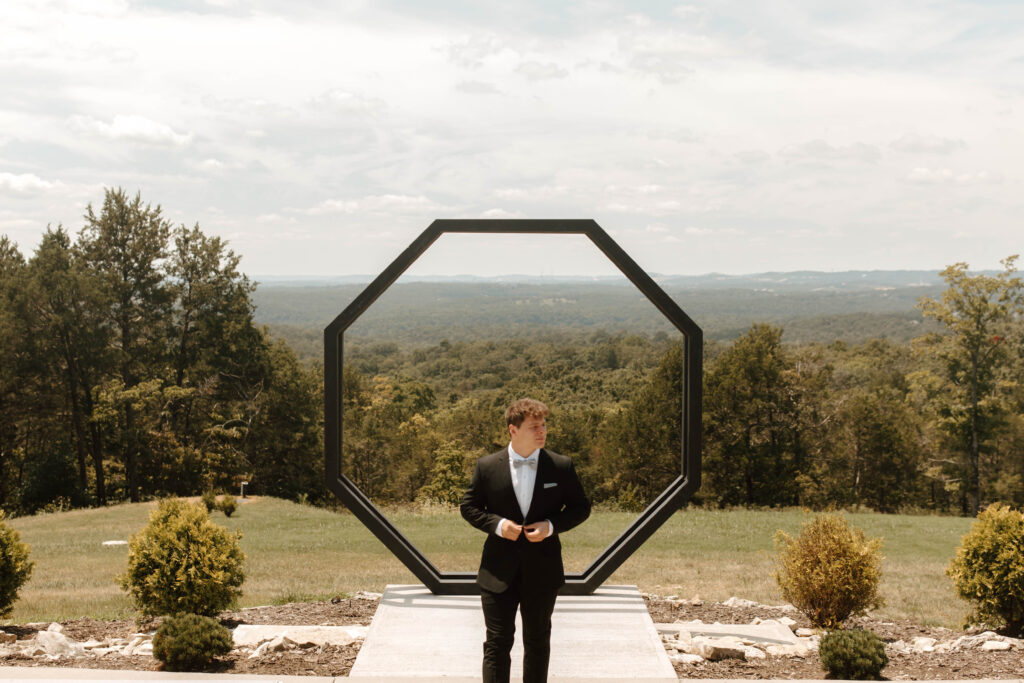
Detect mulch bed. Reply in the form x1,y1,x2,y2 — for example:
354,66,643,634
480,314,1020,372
2,596,1022,679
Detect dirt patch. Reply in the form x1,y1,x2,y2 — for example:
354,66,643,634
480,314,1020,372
2,596,1022,679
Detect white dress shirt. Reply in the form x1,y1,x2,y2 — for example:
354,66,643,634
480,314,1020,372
495,444,554,538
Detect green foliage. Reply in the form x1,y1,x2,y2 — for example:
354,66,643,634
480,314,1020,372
818,629,888,680
218,493,237,518
916,256,1024,515
0,511,34,617
152,613,233,671
417,442,472,506
947,503,1024,634
200,490,217,513
774,513,883,628
118,499,244,616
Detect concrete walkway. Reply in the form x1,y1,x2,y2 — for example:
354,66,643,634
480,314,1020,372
2,671,1021,683
350,584,676,681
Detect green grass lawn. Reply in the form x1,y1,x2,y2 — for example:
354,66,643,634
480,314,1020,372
6,498,974,627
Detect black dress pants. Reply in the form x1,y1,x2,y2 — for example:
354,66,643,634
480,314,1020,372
480,570,559,683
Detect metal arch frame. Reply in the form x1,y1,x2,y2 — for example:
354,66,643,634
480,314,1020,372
324,219,703,595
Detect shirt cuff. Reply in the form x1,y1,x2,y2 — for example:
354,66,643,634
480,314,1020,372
545,519,554,537
495,518,508,537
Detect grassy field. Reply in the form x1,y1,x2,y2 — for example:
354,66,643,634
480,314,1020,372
6,497,975,627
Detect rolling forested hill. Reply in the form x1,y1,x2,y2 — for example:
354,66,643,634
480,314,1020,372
251,272,948,363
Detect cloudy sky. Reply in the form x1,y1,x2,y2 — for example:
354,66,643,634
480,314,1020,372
2,0,1022,277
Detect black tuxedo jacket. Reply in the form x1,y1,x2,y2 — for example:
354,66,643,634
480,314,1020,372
460,448,591,593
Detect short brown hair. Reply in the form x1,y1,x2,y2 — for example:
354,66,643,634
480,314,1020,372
505,398,549,428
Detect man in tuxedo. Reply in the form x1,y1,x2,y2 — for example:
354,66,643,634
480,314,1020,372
460,398,591,683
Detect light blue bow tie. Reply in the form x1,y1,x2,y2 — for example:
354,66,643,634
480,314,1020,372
513,457,537,470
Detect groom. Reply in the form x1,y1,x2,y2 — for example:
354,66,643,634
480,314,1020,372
460,398,591,683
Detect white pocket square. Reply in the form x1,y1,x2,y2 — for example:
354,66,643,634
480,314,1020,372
543,482,558,489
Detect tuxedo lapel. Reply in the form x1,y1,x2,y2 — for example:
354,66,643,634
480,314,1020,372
493,451,521,521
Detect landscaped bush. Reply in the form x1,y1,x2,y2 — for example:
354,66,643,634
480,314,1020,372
200,490,217,513
118,499,245,616
153,613,234,671
947,503,1024,634
0,511,34,618
773,513,883,628
218,493,237,518
819,629,888,680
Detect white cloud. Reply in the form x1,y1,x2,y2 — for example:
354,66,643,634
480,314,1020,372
780,140,880,163
890,134,966,154
515,61,568,81
69,114,192,146
455,80,501,95
479,208,525,218
304,194,446,216
0,172,60,194
906,168,1002,185
443,34,510,68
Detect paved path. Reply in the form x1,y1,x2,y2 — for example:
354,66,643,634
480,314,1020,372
350,584,676,681
2,670,1022,683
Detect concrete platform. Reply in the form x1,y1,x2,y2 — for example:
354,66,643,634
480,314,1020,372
349,584,676,681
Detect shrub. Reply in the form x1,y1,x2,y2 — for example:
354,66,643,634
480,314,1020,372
118,499,245,616
200,490,217,513
773,513,883,628
0,511,34,618
947,503,1024,634
218,493,237,518
819,629,888,680
153,613,233,671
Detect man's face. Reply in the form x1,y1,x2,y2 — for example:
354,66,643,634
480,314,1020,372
510,415,547,454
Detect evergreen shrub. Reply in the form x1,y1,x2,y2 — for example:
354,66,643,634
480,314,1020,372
118,499,245,616
819,629,888,680
774,513,883,628
153,613,233,671
0,511,34,617
947,503,1024,634
200,490,217,513
218,493,237,518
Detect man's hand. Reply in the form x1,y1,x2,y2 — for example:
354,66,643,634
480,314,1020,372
500,520,523,540
523,521,550,543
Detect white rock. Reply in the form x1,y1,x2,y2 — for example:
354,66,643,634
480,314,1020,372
135,641,154,656
690,594,703,606
46,623,64,633
664,594,678,601
981,640,1012,651
795,627,816,637
121,635,146,657
669,652,704,665
911,636,937,652
35,630,81,657
766,643,808,658
266,635,296,652
723,597,758,608
102,540,128,546
353,591,382,600
888,639,910,655
248,641,270,659
778,616,798,630
743,645,767,660
692,637,746,661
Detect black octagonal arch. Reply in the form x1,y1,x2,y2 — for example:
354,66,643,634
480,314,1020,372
324,219,702,595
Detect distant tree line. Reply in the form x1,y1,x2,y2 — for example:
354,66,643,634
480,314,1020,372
2,189,1021,517
0,189,322,514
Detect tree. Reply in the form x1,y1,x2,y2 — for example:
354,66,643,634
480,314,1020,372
79,189,171,501
917,256,1024,515
24,227,111,503
703,324,802,506
0,238,26,509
